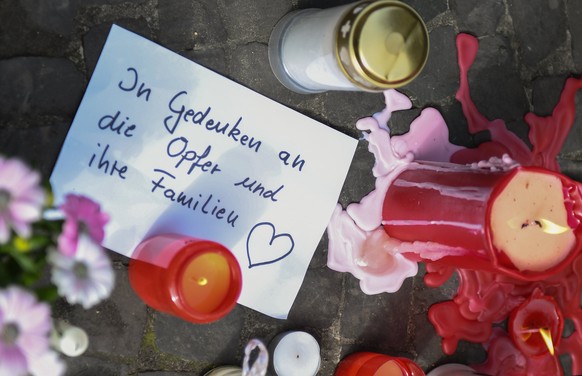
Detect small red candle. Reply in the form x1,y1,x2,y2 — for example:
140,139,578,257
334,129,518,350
508,289,563,357
335,352,425,376
129,233,242,323
382,162,582,280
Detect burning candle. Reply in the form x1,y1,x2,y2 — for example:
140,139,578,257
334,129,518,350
268,0,428,93
382,162,582,280
269,331,321,376
508,289,563,357
128,234,242,323
335,352,425,376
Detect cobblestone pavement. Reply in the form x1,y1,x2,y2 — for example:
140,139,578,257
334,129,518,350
1,0,582,375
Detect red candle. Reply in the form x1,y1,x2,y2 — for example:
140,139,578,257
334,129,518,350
335,352,425,376
508,289,563,357
382,162,582,280
128,234,242,323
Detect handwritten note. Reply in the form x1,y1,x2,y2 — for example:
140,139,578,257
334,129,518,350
50,25,357,319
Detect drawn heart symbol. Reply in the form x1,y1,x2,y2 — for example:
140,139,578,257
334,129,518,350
246,222,294,268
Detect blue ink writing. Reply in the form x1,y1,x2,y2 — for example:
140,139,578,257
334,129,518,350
98,110,137,137
150,169,238,227
166,136,221,175
278,151,305,171
246,222,295,268
118,67,151,102
164,91,262,152
88,143,128,180
234,177,284,202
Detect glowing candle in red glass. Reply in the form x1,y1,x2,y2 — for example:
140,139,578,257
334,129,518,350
508,289,563,357
129,234,242,323
335,352,425,376
382,162,582,280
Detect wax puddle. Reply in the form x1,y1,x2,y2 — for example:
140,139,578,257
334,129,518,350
327,32,582,375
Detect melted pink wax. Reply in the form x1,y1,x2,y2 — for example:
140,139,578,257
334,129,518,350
326,32,582,375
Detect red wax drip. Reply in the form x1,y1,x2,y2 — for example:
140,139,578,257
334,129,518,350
450,33,582,171
452,34,533,166
425,33,582,375
527,77,582,170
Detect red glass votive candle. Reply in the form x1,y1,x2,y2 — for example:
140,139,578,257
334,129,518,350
382,162,582,280
508,290,563,357
335,352,425,376
129,234,242,323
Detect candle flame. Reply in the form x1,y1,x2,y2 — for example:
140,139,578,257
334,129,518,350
197,277,208,286
521,328,555,356
539,327,555,356
519,327,556,355
538,219,570,235
508,218,569,234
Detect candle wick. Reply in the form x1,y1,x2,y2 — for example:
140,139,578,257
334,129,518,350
521,220,542,229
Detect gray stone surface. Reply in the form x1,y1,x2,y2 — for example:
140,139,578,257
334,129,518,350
466,34,529,123
339,276,413,354
451,0,505,36
64,355,131,376
2,1,582,375
0,57,85,121
509,0,567,69
154,306,245,364
158,0,227,51
53,265,148,359
567,0,582,72
402,25,460,104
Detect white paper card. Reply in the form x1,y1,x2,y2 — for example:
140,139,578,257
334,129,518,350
50,25,357,319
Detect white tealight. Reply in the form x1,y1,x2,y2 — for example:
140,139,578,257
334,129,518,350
270,331,321,376
52,324,89,357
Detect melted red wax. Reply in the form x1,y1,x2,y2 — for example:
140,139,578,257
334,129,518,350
426,34,582,375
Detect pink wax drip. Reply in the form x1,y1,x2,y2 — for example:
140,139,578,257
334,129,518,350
326,32,582,375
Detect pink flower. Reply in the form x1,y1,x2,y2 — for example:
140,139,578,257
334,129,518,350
0,286,61,376
0,156,45,244
57,194,109,256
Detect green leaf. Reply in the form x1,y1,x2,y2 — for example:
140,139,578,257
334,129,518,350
9,249,38,273
35,286,59,303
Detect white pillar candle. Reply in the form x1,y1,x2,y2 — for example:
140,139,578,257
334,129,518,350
50,321,89,357
269,5,356,93
268,1,429,94
269,331,321,376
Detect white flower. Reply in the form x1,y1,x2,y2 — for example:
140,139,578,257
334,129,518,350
49,234,115,309
28,350,66,376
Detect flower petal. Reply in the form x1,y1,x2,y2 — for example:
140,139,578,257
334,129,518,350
28,350,65,376
0,345,28,376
